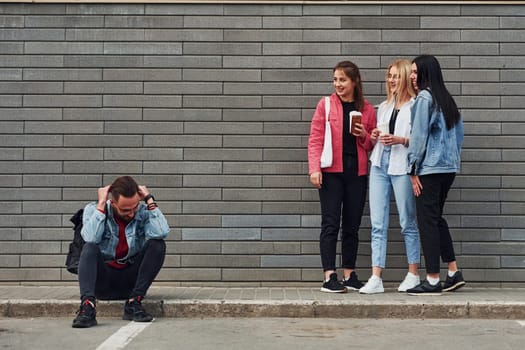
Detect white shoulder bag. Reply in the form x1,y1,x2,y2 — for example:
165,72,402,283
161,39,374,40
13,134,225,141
320,96,333,168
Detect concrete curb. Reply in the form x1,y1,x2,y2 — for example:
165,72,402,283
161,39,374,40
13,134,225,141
3,299,525,319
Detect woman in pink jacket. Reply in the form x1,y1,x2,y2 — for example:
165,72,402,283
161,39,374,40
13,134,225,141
308,61,377,293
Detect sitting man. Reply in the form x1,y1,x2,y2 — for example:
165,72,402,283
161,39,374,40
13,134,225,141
72,175,170,328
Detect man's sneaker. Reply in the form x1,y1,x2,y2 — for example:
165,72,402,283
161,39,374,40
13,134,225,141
342,271,364,291
320,273,347,293
359,275,384,294
72,298,97,328
443,271,466,292
123,296,154,322
407,280,442,296
398,272,420,292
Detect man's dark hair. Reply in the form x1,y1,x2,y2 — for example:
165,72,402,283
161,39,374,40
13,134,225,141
110,176,139,201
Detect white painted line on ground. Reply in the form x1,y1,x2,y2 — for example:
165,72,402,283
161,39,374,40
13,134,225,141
517,321,525,327
95,321,152,350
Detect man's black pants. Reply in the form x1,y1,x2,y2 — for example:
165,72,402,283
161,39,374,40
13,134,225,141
78,239,166,300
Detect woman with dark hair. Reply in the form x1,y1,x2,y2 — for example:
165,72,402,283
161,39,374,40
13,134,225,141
406,55,466,295
308,61,376,293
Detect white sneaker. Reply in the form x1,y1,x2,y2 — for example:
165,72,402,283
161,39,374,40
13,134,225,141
398,272,420,292
359,275,384,294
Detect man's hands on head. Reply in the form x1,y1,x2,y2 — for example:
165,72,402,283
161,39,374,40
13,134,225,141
97,183,151,212
96,185,112,212
137,185,150,201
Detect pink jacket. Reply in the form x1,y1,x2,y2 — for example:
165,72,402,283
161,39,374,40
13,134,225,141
308,93,377,176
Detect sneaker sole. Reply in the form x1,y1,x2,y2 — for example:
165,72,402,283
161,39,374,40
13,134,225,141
72,319,97,328
344,286,362,291
320,287,347,293
398,282,420,292
123,317,155,322
407,291,442,296
123,314,155,322
443,281,466,292
359,289,384,294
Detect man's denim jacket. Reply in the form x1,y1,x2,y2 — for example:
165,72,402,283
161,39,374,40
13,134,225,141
81,200,170,263
407,89,464,176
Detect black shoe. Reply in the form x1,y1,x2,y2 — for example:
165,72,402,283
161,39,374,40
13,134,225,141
407,280,442,296
342,271,364,291
443,271,466,292
320,273,347,293
72,298,97,328
123,296,154,322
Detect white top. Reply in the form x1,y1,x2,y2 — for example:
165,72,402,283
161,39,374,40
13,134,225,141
369,98,414,175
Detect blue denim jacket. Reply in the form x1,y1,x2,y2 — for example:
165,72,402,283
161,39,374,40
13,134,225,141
80,200,170,263
407,89,464,176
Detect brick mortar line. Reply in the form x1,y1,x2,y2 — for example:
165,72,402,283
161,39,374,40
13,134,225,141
6,1,524,5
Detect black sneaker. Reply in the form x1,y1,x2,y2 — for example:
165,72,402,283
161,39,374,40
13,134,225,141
123,296,154,322
72,298,97,328
342,271,364,291
320,273,347,293
407,280,442,296
443,271,466,292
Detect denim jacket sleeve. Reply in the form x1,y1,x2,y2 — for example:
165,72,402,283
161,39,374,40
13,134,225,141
138,206,170,240
407,90,432,174
455,115,464,154
80,201,108,243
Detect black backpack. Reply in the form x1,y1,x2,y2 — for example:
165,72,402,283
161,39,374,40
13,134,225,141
65,208,85,274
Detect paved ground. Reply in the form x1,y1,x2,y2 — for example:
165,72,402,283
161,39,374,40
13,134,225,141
1,317,525,350
1,285,524,319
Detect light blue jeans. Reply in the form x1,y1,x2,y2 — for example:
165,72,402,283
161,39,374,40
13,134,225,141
369,147,420,269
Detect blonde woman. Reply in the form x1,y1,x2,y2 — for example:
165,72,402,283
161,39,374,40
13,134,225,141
359,60,421,294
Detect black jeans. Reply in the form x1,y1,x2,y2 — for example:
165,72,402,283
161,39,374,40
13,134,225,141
78,239,166,300
415,173,457,274
318,171,368,271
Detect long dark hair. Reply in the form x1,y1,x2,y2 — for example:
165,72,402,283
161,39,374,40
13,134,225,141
333,61,365,112
412,55,460,130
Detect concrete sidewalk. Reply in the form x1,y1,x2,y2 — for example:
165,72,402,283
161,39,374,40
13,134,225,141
1,285,524,319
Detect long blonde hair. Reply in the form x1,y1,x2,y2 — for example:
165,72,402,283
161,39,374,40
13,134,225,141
385,59,415,104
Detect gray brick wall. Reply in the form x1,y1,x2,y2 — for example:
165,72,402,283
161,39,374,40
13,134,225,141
0,2,524,286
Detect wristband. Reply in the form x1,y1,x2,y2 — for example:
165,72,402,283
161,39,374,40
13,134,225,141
143,194,155,203
147,202,158,210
